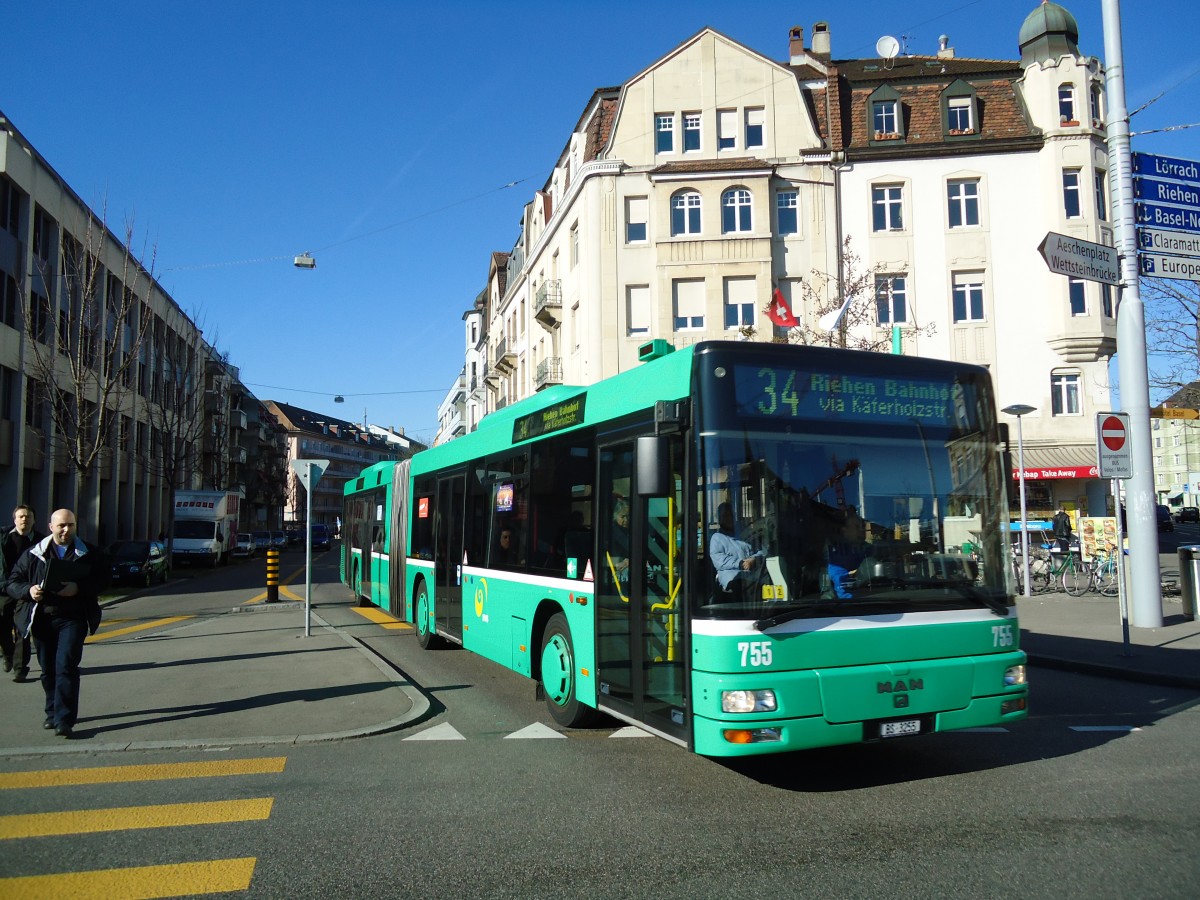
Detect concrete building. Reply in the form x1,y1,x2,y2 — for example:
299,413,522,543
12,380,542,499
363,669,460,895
452,1,1115,523
1,111,277,542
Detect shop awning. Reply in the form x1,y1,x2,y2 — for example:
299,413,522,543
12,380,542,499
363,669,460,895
1012,445,1098,480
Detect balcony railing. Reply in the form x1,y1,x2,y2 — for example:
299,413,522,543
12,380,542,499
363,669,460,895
534,280,562,328
494,335,516,374
535,357,563,390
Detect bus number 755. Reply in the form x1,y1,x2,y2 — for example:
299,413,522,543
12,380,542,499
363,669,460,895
738,641,773,667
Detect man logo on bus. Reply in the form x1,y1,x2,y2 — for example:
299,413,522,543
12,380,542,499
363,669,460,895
877,678,923,693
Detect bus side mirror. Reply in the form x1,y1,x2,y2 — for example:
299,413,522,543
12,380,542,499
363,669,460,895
637,435,670,497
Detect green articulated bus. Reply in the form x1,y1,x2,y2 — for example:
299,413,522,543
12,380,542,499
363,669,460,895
342,340,1027,757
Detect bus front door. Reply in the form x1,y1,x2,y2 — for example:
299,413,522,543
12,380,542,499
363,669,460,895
435,473,465,642
596,438,687,744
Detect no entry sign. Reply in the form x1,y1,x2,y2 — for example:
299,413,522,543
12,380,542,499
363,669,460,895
1096,412,1132,478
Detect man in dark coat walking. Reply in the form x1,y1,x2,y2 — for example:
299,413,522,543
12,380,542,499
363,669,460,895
1,503,44,682
6,508,109,738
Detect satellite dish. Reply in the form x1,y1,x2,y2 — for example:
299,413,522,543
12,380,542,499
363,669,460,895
876,35,901,59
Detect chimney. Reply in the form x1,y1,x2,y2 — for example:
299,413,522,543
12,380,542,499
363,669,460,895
811,21,831,57
789,26,805,63
938,34,955,58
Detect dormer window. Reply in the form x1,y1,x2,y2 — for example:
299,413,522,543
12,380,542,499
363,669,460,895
868,85,904,143
941,80,979,139
1090,82,1104,127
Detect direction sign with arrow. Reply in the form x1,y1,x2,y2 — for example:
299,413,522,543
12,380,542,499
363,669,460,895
1038,232,1121,285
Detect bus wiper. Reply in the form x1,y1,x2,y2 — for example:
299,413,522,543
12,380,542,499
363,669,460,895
754,604,841,630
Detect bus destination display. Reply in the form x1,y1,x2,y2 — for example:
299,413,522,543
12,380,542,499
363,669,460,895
512,394,586,443
735,365,968,427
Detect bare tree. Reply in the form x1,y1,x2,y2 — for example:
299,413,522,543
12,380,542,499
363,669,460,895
22,203,155,533
1141,275,1200,405
762,237,936,350
142,316,219,548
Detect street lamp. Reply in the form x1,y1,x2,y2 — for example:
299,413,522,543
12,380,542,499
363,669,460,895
1003,404,1037,597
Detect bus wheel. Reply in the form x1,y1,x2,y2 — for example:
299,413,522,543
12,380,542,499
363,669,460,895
414,582,441,649
540,613,598,728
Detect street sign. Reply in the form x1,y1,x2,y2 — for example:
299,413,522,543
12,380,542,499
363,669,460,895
1139,252,1200,282
1133,151,1200,186
1133,177,1200,209
290,458,330,491
1096,412,1132,479
1138,227,1200,258
1037,231,1121,285
1151,406,1200,420
1135,201,1200,233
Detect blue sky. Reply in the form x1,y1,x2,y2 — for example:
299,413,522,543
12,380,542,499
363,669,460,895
6,1,1197,444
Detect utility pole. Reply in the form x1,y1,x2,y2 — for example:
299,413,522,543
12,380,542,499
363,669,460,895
1103,0,1163,627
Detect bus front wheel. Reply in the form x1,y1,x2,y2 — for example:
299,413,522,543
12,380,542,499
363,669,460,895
540,613,598,728
414,583,442,649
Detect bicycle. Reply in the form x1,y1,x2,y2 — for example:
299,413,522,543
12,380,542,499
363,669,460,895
1084,545,1120,596
1026,543,1091,595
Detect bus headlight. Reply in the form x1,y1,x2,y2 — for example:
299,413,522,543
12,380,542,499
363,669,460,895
721,689,778,713
1004,665,1026,686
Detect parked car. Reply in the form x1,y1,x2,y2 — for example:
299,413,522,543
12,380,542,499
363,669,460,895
310,523,332,551
1156,505,1175,532
285,529,303,547
232,533,257,559
252,530,273,551
108,540,170,588
270,531,288,550
1178,506,1199,523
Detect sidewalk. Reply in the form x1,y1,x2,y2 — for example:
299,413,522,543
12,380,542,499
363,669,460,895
0,584,1194,758
0,601,430,757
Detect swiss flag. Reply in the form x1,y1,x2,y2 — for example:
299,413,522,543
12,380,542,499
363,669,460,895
766,288,798,327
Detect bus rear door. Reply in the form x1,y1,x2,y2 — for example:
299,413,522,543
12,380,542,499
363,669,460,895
435,471,466,642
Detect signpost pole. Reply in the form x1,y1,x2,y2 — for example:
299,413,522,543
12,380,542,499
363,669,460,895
305,462,313,638
1103,0,1162,627
1112,477,1131,657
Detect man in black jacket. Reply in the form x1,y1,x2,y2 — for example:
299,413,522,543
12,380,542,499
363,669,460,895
1,504,43,682
6,508,109,738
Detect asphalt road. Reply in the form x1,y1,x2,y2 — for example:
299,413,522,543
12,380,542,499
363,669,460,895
1,550,1197,898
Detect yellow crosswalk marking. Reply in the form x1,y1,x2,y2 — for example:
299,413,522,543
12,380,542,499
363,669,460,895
0,857,256,899
351,606,413,631
0,757,287,790
0,798,273,839
87,616,194,642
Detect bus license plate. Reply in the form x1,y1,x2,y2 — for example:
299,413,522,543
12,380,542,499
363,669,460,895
880,719,921,738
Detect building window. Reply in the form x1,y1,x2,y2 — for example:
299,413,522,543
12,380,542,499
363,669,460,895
873,99,899,135
1095,171,1108,221
947,179,980,227
723,277,756,330
655,114,675,153
1101,283,1114,318
0,176,21,237
872,185,904,231
683,113,701,151
1058,84,1076,123
670,191,702,236
875,275,908,324
33,207,53,261
1,272,19,328
947,96,973,131
718,109,737,150
1051,372,1081,415
627,285,650,336
721,188,752,234
672,279,705,331
1068,277,1086,316
745,108,765,148
952,272,985,322
1090,83,1104,124
777,190,798,235
625,196,648,243
570,223,579,269
1062,170,1082,218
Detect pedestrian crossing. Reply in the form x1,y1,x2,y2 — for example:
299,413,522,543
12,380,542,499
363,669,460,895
402,721,655,741
0,756,287,897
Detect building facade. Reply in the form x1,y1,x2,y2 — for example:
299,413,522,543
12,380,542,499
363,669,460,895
452,2,1115,523
1,112,282,542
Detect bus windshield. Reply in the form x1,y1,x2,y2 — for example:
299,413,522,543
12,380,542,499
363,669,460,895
694,347,1011,621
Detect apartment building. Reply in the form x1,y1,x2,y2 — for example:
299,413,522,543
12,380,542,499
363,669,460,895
446,1,1115,520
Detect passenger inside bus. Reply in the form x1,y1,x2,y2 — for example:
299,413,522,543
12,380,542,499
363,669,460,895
493,525,522,567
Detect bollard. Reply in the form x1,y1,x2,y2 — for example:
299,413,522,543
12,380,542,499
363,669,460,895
265,548,280,603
